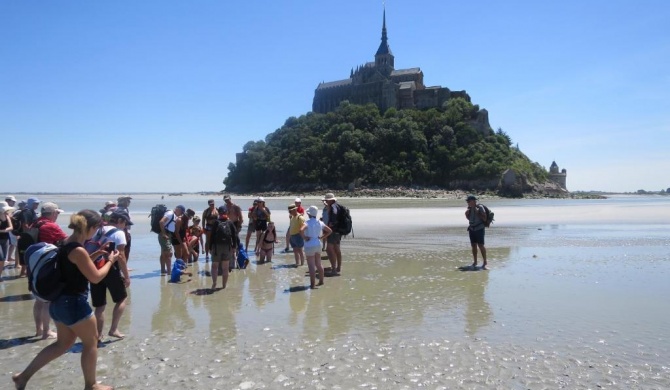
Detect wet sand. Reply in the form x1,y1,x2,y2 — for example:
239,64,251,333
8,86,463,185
1,195,669,389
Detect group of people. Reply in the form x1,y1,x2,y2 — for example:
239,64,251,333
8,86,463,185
5,197,134,390
152,193,348,291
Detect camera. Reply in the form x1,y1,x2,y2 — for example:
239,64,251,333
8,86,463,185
106,242,116,253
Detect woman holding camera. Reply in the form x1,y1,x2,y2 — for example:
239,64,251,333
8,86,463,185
13,209,121,390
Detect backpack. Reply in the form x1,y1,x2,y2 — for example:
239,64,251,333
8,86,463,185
335,204,353,236
84,227,119,256
18,219,47,250
237,244,249,269
10,210,23,236
479,204,495,228
213,220,234,246
25,243,64,302
149,204,168,233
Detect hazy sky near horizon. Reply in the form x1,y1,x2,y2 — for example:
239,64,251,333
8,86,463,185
1,1,668,194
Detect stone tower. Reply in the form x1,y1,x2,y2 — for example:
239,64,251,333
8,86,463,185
548,161,567,190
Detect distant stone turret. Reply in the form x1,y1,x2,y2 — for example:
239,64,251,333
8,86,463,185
548,161,567,190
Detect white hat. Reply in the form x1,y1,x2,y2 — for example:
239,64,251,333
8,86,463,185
294,197,302,203
256,196,265,202
41,202,64,214
307,206,319,217
5,195,17,202
322,193,337,201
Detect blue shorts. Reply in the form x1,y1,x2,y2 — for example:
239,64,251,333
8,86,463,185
289,234,304,248
468,228,485,245
49,294,93,326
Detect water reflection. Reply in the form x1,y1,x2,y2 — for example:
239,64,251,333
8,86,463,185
151,277,195,334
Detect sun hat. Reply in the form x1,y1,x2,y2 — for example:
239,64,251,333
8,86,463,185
288,204,297,210
27,197,41,206
5,195,17,202
117,195,132,201
307,206,319,217
294,197,301,203
322,193,336,201
105,201,117,207
41,202,64,214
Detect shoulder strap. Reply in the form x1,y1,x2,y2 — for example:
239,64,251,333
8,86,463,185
104,227,119,237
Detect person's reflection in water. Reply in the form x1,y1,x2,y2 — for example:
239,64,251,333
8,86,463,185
464,267,492,336
248,262,276,310
151,277,195,336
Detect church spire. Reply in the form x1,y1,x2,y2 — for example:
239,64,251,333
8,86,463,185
375,6,394,68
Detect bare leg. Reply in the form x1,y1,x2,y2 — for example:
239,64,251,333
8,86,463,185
204,231,211,259
479,244,487,268
0,260,4,281
315,255,324,286
210,261,219,290
331,243,342,273
326,245,337,274
244,229,252,253
13,320,77,389
94,306,106,340
108,299,127,338
471,244,478,266
307,254,316,288
70,315,113,390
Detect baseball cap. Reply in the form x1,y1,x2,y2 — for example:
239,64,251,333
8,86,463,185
294,197,301,203
110,210,134,225
175,205,186,213
466,195,477,202
41,202,64,214
223,194,231,201
5,195,17,202
217,205,228,214
117,195,132,201
256,196,265,202
207,199,215,205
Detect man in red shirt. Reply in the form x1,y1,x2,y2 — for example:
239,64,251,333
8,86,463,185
34,202,67,339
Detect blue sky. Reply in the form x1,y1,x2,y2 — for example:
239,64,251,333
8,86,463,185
1,1,668,193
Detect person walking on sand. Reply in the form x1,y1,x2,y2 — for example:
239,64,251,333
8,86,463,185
301,206,331,289
13,209,121,390
465,195,488,270
287,204,306,266
209,206,238,291
115,196,133,263
90,210,132,340
201,199,218,261
4,195,19,265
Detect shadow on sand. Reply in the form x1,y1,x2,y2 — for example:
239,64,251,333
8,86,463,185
129,270,163,280
0,336,41,351
0,293,35,303
458,265,485,272
272,264,298,270
284,285,311,293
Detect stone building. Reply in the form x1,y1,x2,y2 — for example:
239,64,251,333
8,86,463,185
312,10,472,115
548,161,567,190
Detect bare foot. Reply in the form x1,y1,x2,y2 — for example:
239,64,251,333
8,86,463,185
89,383,114,390
41,330,57,340
317,281,324,286
108,330,125,339
12,373,26,389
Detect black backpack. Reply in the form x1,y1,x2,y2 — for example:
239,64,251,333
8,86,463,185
149,204,168,233
11,210,23,236
479,204,495,228
335,204,353,236
213,220,234,246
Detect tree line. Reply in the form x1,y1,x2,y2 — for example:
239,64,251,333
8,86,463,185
224,99,548,192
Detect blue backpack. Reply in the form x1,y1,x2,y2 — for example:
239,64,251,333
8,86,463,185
237,244,249,269
25,243,64,302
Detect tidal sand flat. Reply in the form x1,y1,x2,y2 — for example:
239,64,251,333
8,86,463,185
1,195,669,389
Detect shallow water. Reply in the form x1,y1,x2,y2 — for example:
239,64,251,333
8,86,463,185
1,195,669,389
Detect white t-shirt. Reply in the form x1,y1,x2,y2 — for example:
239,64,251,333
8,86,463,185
100,225,127,247
304,218,326,249
163,210,176,232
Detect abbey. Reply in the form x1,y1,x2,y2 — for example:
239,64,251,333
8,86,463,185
312,10,471,114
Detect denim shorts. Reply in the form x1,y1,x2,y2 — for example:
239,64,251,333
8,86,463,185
49,294,93,326
289,234,304,248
